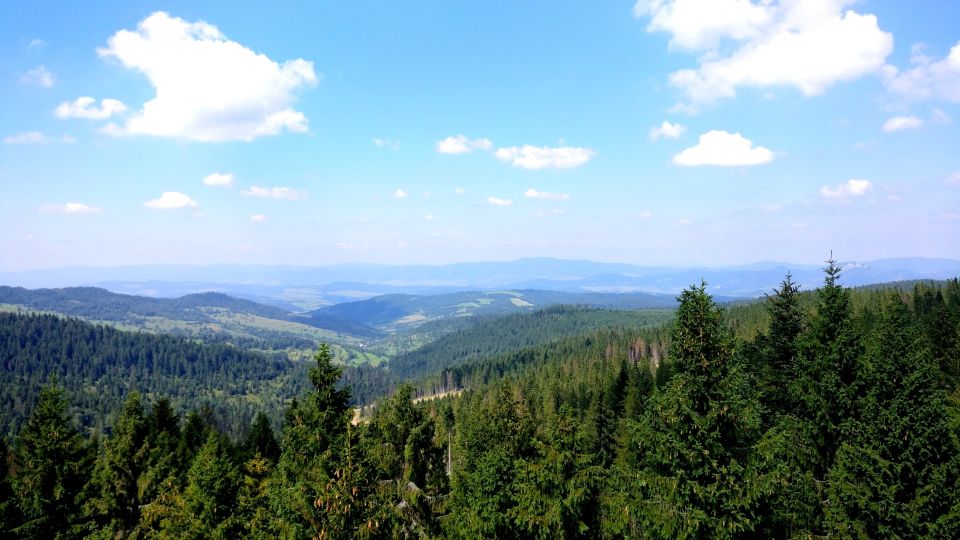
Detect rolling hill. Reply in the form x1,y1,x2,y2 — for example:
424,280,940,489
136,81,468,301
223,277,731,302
308,289,680,331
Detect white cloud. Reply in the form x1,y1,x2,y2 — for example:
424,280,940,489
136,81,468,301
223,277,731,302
884,41,960,103
55,97,127,120
636,1,893,108
249,214,268,223
634,0,772,50
144,191,198,209
677,218,693,226
436,134,493,154
649,120,686,140
424,214,435,221
882,115,923,132
524,188,571,201
931,109,951,125
97,11,317,141
392,189,409,199
946,172,960,187
241,186,308,200
672,130,773,166
533,209,565,218
20,65,55,88
638,210,654,218
494,145,595,169
372,137,400,150
203,172,234,187
3,131,75,145
454,187,466,195
487,196,512,206
41,202,102,214
820,179,872,199
28,39,46,49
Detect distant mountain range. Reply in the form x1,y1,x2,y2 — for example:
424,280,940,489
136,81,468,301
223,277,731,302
2,257,958,308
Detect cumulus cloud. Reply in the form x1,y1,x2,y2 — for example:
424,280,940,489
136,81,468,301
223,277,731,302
454,187,466,195
820,179,872,199
20,65,55,87
249,214,268,223
884,41,960,103
424,214,435,221
203,172,234,187
436,134,493,154
882,115,923,132
392,189,409,199
524,188,571,201
494,145,595,169
55,97,127,120
3,131,75,145
41,202,101,214
635,0,893,108
28,39,46,49
144,191,198,209
672,130,773,166
241,186,308,200
649,120,686,140
487,196,512,206
97,11,317,141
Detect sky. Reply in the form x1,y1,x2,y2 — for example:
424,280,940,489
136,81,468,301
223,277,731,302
1,0,959,271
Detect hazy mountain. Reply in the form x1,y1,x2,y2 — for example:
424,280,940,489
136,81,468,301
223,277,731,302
2,257,957,305
309,289,681,331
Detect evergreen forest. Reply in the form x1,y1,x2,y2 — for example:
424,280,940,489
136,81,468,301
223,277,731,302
1,261,960,538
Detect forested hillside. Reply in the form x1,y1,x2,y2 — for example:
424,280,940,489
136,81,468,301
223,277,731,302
0,313,308,439
309,289,679,331
344,305,673,404
1,264,957,537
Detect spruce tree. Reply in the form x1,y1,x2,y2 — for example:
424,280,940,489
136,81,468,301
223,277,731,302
11,385,93,539
272,343,355,536
616,282,762,538
763,272,803,415
827,295,960,537
88,392,149,536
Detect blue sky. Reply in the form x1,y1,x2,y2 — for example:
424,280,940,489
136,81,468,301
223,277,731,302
1,0,958,271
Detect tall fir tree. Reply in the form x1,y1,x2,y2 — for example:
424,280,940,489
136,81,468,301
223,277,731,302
272,343,357,537
11,385,94,539
87,392,149,537
826,295,960,537
613,283,763,538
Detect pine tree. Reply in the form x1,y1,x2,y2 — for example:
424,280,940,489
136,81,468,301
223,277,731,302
182,433,240,537
763,272,803,415
272,343,354,536
244,411,280,462
794,257,863,478
87,392,149,536
826,295,960,537
11,385,94,539
614,283,763,538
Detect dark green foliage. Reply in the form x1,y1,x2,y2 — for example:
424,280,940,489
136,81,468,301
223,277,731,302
0,312,304,439
2,270,959,538
243,412,280,462
826,295,960,537
86,392,149,536
11,385,93,539
346,305,672,404
613,283,763,538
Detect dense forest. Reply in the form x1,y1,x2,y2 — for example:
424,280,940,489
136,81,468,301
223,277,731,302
0,313,308,439
1,263,959,537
